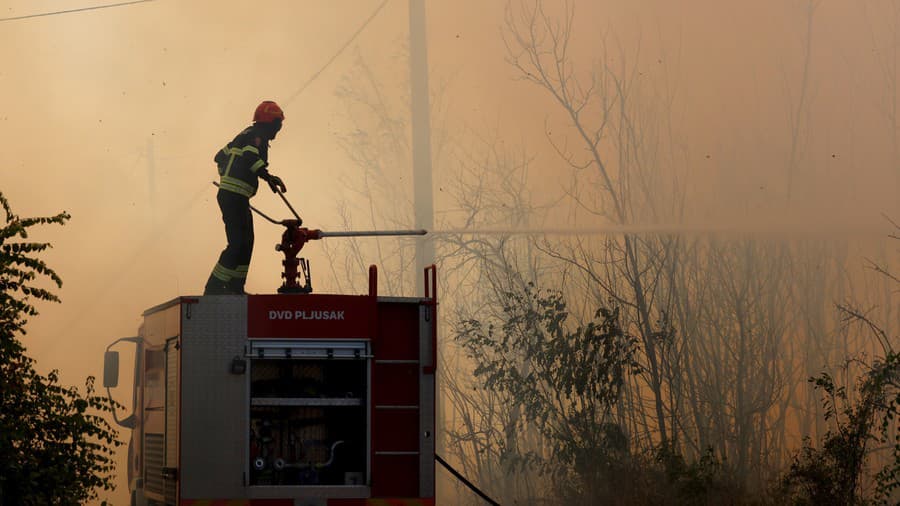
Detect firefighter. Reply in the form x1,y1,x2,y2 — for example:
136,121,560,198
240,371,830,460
204,100,288,295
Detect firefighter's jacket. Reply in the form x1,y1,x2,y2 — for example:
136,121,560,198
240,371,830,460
214,125,270,198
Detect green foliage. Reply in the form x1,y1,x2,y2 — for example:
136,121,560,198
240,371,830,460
457,284,754,504
456,283,641,501
653,445,736,504
0,192,122,505
777,354,900,506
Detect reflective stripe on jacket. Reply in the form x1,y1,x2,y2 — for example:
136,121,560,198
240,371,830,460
215,126,269,198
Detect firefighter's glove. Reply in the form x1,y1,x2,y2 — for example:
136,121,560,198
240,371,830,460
267,175,287,194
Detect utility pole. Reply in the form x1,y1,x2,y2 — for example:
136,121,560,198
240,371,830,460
409,0,434,297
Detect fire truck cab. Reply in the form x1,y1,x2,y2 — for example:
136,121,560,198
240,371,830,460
103,266,437,506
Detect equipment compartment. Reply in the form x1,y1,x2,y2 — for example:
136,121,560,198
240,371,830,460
248,358,367,486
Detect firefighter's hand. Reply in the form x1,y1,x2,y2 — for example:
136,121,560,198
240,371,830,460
267,175,287,193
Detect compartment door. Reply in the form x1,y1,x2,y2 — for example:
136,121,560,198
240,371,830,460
164,337,179,505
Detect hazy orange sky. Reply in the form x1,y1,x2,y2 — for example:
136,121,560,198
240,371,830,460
2,0,899,502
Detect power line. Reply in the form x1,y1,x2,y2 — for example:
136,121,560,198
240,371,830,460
0,0,155,23
283,0,390,106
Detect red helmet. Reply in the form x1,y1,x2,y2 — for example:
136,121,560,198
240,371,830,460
253,101,285,123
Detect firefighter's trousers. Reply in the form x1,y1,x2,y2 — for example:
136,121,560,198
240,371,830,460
204,190,254,294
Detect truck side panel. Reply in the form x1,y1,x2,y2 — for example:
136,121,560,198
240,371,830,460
418,303,435,498
371,300,435,498
139,302,182,504
165,336,179,505
179,296,248,499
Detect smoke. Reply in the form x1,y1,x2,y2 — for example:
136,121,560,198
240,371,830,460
2,0,899,503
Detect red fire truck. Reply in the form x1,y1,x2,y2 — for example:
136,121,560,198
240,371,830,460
103,265,437,506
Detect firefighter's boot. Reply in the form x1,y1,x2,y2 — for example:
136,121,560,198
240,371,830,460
226,276,247,295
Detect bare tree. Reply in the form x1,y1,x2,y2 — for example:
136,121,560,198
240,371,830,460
326,2,900,502
323,47,430,296
502,0,687,450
